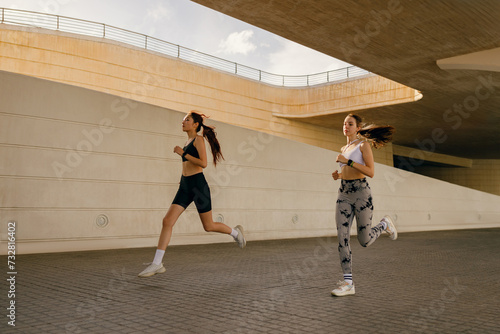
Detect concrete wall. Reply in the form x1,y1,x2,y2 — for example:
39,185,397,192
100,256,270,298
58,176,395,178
414,159,500,196
1,71,499,255
0,24,397,165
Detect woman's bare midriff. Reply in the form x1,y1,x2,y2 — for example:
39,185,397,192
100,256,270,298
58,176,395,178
182,161,203,177
340,165,365,180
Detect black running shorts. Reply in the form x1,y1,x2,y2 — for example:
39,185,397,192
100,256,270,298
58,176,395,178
172,173,212,213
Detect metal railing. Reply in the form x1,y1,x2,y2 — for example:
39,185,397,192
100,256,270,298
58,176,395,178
0,7,371,87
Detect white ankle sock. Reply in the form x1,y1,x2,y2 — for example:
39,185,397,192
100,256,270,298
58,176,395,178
343,274,353,285
153,249,165,265
230,228,239,240
381,220,388,230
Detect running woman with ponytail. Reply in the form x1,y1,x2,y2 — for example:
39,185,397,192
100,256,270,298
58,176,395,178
139,111,246,278
330,113,398,296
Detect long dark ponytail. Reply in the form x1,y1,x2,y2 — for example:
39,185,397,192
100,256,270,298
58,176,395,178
189,111,224,166
348,113,395,149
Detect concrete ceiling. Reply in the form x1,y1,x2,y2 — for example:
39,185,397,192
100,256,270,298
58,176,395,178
191,0,500,159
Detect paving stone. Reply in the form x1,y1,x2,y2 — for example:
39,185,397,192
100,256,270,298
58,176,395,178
1,228,499,333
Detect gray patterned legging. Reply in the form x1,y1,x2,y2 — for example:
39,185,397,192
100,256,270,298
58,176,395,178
335,178,385,275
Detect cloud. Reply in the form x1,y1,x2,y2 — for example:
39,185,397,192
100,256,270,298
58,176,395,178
1,0,348,76
267,39,351,75
218,30,257,55
146,1,172,22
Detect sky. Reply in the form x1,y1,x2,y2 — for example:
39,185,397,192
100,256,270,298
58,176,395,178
0,0,350,75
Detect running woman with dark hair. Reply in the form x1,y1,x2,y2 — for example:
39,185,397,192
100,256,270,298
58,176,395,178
139,111,246,278
330,113,398,296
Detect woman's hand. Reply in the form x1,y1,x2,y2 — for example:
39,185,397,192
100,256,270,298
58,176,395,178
332,170,341,180
174,146,184,156
336,154,348,165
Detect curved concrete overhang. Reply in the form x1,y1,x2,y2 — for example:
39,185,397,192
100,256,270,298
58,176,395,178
0,23,420,166
273,75,422,119
437,47,500,73
191,0,500,160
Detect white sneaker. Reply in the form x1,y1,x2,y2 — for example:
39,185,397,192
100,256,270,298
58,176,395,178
331,280,355,296
234,225,246,248
138,263,166,278
382,215,398,240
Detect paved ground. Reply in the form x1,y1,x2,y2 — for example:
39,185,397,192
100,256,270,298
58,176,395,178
2,228,500,334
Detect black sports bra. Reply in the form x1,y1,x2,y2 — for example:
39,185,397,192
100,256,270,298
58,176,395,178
182,138,200,161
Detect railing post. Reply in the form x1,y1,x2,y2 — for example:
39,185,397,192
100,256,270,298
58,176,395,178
0,7,362,88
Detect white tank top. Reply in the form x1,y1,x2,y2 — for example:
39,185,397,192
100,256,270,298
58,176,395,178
339,140,366,168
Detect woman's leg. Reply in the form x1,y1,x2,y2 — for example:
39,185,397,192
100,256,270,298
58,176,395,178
157,204,185,250
193,174,245,244
199,210,232,234
354,183,385,247
138,204,185,277
336,196,355,276
332,193,357,296
199,211,246,248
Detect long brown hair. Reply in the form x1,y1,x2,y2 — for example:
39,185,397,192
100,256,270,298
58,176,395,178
189,111,224,166
348,113,395,149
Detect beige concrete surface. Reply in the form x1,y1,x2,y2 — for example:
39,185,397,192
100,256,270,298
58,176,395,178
414,159,500,196
190,0,500,196
5,229,500,333
437,47,500,72
2,22,500,195
191,0,500,160
0,24,415,166
1,71,499,255
392,145,473,168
